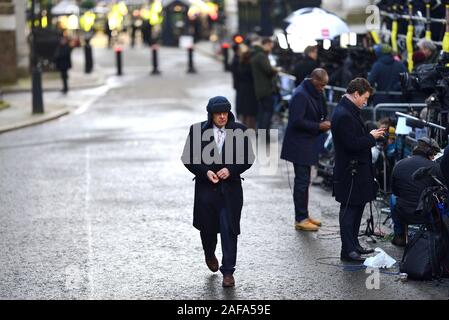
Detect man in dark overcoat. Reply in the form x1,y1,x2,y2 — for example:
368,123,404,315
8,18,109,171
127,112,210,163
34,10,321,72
331,78,386,262
54,35,73,94
281,68,331,231
250,38,279,133
182,96,254,287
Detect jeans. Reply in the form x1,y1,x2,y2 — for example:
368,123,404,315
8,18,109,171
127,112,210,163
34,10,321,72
293,164,311,222
200,208,237,275
390,196,405,236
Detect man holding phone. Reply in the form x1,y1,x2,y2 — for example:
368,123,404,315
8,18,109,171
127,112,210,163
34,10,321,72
331,78,386,262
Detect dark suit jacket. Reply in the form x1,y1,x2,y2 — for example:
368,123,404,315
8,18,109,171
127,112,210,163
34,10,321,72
331,96,377,205
281,79,327,165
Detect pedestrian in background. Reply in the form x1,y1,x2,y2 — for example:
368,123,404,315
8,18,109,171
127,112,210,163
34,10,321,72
368,44,406,105
331,78,385,262
54,35,73,94
84,37,93,74
250,37,279,135
281,68,330,231
236,44,258,129
181,96,254,287
292,45,319,87
230,43,242,121
104,20,112,48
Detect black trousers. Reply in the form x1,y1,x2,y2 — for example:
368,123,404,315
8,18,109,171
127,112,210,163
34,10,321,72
339,203,366,254
257,95,274,131
293,164,311,222
61,70,68,93
200,207,237,276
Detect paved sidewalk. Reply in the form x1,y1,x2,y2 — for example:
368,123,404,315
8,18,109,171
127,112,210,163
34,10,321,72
0,102,70,133
0,47,107,134
1,48,106,94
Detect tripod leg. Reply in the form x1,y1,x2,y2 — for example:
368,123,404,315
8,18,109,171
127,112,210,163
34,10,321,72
364,217,377,243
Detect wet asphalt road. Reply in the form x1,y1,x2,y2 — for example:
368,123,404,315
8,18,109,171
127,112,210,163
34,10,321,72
0,45,448,300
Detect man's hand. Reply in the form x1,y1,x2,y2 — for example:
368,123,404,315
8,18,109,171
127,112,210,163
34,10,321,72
370,128,386,139
217,168,230,180
207,170,220,184
319,121,331,131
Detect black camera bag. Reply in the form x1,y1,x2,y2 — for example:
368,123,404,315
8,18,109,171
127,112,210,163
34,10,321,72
400,228,434,280
400,226,448,280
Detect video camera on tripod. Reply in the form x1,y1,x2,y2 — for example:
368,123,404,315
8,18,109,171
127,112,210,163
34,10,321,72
400,52,449,107
400,52,449,101
395,111,448,148
400,52,449,145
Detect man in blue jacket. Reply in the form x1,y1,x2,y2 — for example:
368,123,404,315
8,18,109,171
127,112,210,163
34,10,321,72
281,68,331,231
368,44,406,105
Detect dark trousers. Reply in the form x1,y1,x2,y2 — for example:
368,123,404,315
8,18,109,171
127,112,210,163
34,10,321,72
200,208,237,275
339,203,366,254
293,164,311,222
257,95,274,131
61,70,68,93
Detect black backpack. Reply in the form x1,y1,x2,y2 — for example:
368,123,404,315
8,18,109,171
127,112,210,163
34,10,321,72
400,227,447,280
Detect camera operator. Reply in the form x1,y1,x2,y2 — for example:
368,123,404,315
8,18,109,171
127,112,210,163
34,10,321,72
331,78,386,262
417,39,439,65
390,138,441,247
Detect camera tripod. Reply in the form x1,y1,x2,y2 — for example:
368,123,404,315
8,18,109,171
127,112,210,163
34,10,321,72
361,202,377,243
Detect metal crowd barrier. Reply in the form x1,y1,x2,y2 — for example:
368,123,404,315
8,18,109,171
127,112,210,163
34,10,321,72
371,103,427,122
324,85,405,112
380,10,447,25
325,85,403,96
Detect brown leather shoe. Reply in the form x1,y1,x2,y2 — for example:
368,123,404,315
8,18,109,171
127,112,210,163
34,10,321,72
222,274,235,287
205,255,218,272
295,219,319,231
308,217,322,227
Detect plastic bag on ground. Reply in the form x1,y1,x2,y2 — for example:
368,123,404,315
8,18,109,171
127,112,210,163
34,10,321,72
363,247,396,269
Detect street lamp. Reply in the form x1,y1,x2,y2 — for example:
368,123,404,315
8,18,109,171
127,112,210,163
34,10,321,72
31,0,44,114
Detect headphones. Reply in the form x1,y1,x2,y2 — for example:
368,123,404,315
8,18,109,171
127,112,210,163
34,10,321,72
418,137,439,158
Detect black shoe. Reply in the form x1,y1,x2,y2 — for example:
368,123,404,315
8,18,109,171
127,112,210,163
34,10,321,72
391,234,406,247
355,245,374,255
340,251,365,262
